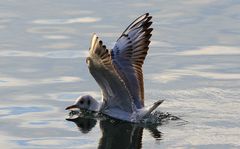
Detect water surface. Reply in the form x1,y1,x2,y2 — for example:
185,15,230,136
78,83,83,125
0,0,240,148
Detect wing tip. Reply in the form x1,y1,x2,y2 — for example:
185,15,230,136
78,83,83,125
90,33,100,51
139,12,152,21
143,12,150,17
144,13,152,20
92,33,97,39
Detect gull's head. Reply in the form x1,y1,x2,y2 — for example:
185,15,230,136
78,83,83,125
65,95,100,112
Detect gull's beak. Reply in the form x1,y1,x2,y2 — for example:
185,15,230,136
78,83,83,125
65,104,78,110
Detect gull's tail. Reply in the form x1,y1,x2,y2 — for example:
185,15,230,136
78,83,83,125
143,100,164,118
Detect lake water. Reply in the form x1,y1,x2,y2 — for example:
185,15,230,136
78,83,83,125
0,0,240,148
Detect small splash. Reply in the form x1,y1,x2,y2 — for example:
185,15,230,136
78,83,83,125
66,109,182,125
140,111,182,124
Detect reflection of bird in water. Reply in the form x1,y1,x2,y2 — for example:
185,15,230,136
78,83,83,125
98,120,144,149
67,117,162,149
66,13,164,122
66,116,97,134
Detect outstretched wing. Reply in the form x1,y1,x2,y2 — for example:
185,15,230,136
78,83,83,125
87,34,133,113
111,13,153,108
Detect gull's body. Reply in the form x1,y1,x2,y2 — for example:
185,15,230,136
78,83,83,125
66,13,163,123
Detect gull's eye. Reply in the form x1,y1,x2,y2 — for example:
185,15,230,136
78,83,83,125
80,100,84,104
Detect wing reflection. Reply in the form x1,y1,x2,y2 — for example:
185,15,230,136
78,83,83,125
98,119,143,149
67,117,162,149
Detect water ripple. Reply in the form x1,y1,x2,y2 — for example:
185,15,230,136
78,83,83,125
0,50,88,58
146,68,240,83
32,17,101,25
0,76,82,87
177,46,240,56
0,106,50,117
43,35,69,40
27,26,76,34
14,137,96,148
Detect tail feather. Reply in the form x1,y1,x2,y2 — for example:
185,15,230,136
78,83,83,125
143,100,164,118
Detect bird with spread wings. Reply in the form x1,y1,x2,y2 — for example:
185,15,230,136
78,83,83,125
66,13,163,122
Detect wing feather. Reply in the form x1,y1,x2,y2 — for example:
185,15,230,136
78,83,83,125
87,34,134,112
111,13,153,108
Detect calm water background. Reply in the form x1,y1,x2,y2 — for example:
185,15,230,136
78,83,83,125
0,0,240,148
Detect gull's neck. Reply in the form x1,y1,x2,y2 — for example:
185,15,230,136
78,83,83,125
89,100,102,112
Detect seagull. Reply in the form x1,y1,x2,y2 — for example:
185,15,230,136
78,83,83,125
66,13,164,123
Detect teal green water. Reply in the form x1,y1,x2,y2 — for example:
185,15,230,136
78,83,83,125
0,0,240,148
